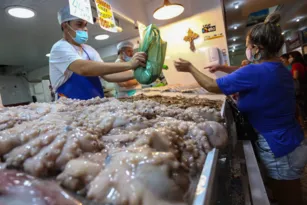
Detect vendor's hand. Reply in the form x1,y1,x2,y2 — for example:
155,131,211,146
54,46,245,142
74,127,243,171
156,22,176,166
118,79,138,88
204,65,224,73
174,58,194,72
118,82,128,87
130,52,147,70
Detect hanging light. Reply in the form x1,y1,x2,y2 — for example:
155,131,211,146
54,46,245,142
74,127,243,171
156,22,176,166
234,2,239,9
153,0,184,20
6,6,35,18
95,34,109,40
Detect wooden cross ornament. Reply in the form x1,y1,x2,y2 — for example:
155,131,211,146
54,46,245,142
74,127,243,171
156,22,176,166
184,29,199,52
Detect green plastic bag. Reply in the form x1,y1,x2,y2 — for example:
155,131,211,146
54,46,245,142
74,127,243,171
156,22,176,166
134,24,167,84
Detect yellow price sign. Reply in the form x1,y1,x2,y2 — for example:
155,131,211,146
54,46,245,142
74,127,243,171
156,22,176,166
95,0,117,32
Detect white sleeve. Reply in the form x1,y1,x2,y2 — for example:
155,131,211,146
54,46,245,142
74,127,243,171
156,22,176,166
92,49,104,62
115,58,124,63
49,41,82,74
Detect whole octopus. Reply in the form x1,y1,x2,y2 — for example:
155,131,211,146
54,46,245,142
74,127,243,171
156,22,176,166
0,96,227,205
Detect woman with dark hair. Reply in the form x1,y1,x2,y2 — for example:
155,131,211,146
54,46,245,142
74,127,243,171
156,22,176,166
280,53,291,71
174,13,306,205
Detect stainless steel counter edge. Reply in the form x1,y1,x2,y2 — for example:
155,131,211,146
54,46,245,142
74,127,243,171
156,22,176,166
192,148,219,205
243,140,270,205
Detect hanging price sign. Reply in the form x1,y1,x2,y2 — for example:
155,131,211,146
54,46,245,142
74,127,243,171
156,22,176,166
95,0,117,32
69,0,94,24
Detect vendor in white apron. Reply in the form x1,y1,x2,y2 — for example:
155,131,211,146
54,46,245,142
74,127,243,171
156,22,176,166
49,6,146,100
115,41,142,98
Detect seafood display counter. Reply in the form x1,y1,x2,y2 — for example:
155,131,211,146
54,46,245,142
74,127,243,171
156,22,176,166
123,92,270,205
0,91,269,205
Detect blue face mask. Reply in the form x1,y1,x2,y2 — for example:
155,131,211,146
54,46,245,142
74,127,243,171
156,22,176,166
123,53,132,62
74,30,88,44
68,24,88,44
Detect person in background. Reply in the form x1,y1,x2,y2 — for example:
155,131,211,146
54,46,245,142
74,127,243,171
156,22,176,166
280,53,292,71
49,85,55,102
174,13,306,205
289,51,307,124
289,51,306,82
32,96,37,103
49,6,146,100
241,59,250,67
115,41,141,98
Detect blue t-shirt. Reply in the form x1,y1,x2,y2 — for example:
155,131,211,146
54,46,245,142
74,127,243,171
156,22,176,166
216,62,304,157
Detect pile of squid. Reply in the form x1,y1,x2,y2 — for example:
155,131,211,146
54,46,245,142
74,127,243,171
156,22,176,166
120,94,223,110
140,84,210,95
0,97,227,205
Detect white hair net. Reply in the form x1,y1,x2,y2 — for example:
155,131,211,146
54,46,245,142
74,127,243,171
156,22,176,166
117,41,134,51
57,5,80,25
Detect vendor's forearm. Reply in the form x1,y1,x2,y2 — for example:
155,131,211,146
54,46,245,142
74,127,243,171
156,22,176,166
220,65,240,73
190,67,222,93
69,60,132,76
102,71,134,82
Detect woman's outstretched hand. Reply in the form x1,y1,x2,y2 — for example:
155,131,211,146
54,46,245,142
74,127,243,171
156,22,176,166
204,65,224,73
174,58,195,72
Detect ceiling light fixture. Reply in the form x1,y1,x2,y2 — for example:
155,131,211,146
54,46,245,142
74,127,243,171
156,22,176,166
296,18,300,22
234,26,238,30
233,38,236,42
234,3,239,9
299,26,307,31
153,0,184,20
95,34,110,40
232,50,235,53
46,53,50,57
282,31,285,35
6,6,35,18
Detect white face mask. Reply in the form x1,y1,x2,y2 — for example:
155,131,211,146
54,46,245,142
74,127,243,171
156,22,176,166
246,48,253,61
246,46,262,62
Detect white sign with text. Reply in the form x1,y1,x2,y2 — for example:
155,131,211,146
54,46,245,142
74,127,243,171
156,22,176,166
69,0,94,24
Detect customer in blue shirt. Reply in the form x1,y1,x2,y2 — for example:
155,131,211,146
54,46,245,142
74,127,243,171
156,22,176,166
174,13,306,205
